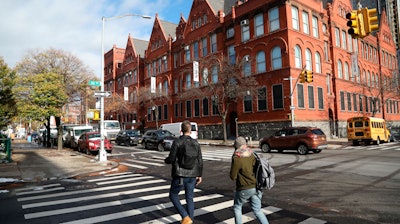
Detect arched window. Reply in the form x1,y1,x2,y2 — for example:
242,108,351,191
212,65,218,83
163,80,168,95
256,51,266,73
271,46,282,70
305,48,312,70
242,55,251,77
202,68,209,86
362,70,366,84
337,60,343,79
186,73,191,89
344,62,349,80
315,52,321,73
133,89,137,103
371,72,375,87
295,45,302,68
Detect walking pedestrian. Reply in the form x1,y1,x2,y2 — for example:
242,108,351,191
230,136,269,224
165,120,203,224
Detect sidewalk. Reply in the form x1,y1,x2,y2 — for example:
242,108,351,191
0,140,117,189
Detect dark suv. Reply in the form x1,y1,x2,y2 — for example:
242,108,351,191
259,127,327,155
141,129,177,151
115,130,142,146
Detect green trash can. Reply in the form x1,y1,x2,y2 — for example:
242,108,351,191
0,138,12,162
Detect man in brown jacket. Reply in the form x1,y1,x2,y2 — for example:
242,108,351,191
230,136,269,224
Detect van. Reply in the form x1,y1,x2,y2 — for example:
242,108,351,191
160,122,198,139
64,125,94,149
101,120,121,141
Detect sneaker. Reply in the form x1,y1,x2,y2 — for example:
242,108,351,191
181,216,193,224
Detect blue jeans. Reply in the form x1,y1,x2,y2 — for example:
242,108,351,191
233,188,269,224
169,177,196,220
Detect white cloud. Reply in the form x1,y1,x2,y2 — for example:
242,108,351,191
0,0,191,77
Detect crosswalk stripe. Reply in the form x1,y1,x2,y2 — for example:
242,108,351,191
298,217,327,224
120,162,148,169
24,187,202,219
16,187,65,196
125,158,165,166
141,200,234,224
22,184,173,209
87,173,141,182
18,178,165,202
104,171,132,176
15,183,62,193
59,194,222,224
216,206,282,224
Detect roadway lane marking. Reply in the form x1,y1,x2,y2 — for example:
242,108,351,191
125,158,165,167
18,177,164,202
60,194,222,224
21,184,172,209
87,173,141,182
298,217,327,224
24,187,202,219
120,162,147,169
216,206,282,224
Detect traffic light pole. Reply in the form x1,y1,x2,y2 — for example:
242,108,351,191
284,66,306,127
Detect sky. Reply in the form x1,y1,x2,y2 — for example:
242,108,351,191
0,0,192,77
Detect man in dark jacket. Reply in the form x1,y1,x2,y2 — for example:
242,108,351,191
165,120,203,224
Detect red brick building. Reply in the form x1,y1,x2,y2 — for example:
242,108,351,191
103,0,399,140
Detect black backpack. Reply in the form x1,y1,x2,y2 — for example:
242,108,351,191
178,137,199,169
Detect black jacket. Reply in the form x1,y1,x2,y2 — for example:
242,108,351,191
164,135,203,178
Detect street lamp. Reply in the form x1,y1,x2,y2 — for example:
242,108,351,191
99,13,151,162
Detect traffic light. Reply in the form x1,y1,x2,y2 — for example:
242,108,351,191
346,10,366,38
93,110,100,120
362,8,379,34
346,10,360,37
305,70,313,83
299,70,306,83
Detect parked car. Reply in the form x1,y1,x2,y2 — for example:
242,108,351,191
259,127,327,155
141,129,177,151
115,129,142,146
77,132,113,155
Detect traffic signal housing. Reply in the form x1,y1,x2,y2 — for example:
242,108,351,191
346,10,368,38
305,70,313,83
299,70,306,83
346,10,360,38
362,8,379,34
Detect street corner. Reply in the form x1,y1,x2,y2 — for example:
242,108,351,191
73,159,123,180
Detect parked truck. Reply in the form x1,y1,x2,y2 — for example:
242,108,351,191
101,120,121,141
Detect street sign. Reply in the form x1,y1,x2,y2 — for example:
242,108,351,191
88,80,101,87
94,91,112,97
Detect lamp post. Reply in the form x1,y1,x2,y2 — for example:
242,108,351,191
99,13,151,162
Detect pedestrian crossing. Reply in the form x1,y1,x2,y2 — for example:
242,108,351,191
14,172,331,224
342,142,400,151
115,149,239,170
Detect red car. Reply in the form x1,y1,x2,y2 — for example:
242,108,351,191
77,132,113,155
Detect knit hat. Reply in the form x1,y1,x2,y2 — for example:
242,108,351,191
234,136,247,149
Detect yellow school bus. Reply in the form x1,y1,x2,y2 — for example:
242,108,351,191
347,116,390,145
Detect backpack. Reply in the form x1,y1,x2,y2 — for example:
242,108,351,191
178,137,199,169
253,152,275,190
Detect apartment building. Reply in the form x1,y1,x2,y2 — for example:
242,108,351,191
103,0,399,140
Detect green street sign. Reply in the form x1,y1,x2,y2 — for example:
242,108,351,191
88,80,101,87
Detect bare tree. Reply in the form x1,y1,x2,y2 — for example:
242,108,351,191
181,54,259,142
15,48,97,105
351,71,400,117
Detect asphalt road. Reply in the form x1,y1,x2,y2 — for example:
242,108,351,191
113,142,400,224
